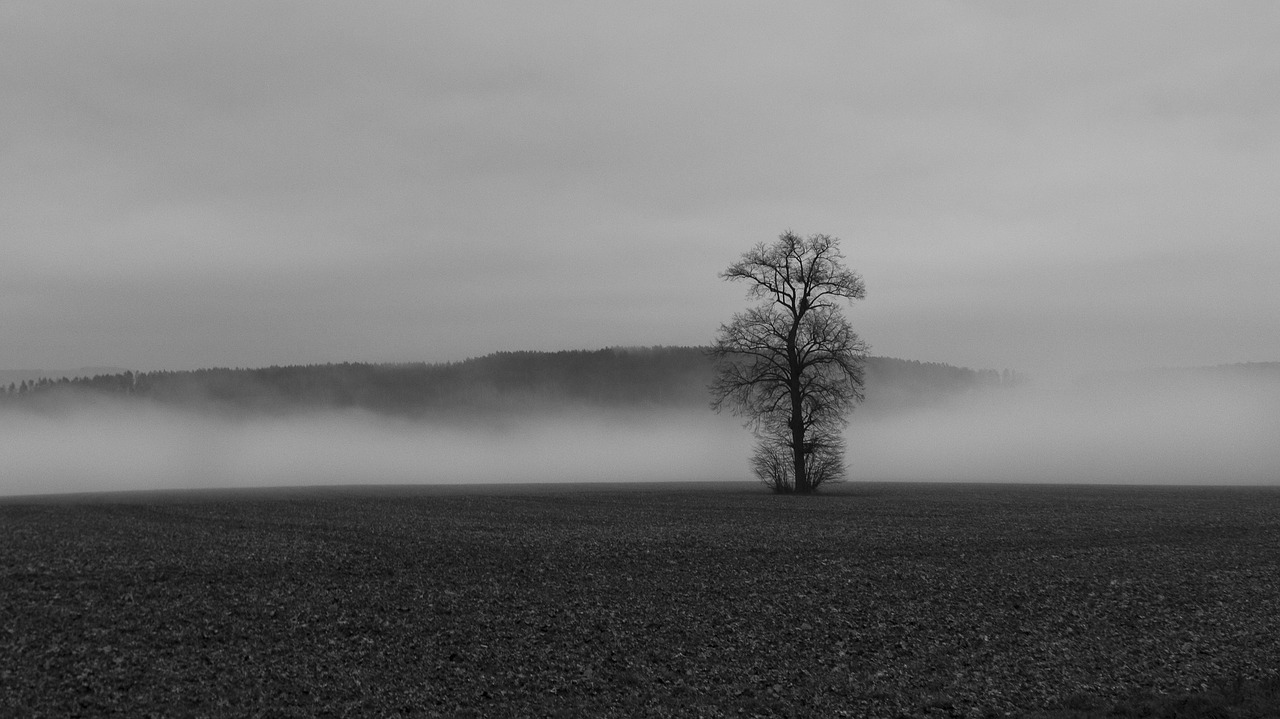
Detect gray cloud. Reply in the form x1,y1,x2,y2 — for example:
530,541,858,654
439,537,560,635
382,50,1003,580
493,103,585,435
2,2,1278,377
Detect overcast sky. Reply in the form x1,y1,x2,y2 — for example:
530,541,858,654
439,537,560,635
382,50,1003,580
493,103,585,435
3,2,1278,380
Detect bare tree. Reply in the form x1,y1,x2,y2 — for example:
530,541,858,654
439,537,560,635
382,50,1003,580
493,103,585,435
710,231,868,493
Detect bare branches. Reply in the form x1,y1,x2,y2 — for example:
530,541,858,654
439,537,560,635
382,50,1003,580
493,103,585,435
749,421,848,493
710,231,868,493
720,231,866,321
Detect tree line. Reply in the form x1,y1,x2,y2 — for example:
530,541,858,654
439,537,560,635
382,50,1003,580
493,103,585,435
0,347,1018,418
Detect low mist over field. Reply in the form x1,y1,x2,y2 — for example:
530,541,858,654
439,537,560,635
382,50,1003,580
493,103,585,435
3,354,1277,496
0,405,750,497
849,374,1280,485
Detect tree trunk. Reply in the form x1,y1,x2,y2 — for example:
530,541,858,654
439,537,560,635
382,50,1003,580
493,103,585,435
790,411,808,493
789,382,809,494
786,315,809,494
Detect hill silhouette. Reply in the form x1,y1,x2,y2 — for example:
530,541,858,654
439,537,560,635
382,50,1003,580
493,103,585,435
2,347,1021,417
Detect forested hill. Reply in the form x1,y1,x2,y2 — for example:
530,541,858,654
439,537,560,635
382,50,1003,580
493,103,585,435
1,347,1021,417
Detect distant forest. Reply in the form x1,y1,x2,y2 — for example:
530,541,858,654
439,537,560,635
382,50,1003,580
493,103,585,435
1,347,1023,417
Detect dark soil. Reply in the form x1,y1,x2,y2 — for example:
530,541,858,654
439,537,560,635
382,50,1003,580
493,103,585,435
2,481,1278,717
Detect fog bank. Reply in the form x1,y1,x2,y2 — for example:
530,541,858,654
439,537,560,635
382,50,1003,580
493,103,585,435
3,374,1278,497
0,405,750,497
848,378,1280,485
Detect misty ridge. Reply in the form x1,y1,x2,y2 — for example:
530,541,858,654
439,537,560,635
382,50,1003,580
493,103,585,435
2,347,1279,496
0,347,1020,419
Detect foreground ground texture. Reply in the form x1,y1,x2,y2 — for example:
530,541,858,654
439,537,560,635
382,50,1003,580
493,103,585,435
2,482,1278,718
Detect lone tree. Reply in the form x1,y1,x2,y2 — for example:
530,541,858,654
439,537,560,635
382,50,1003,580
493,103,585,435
710,231,868,494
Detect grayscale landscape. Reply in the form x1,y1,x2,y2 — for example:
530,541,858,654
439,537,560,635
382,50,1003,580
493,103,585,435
3,2,1279,717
